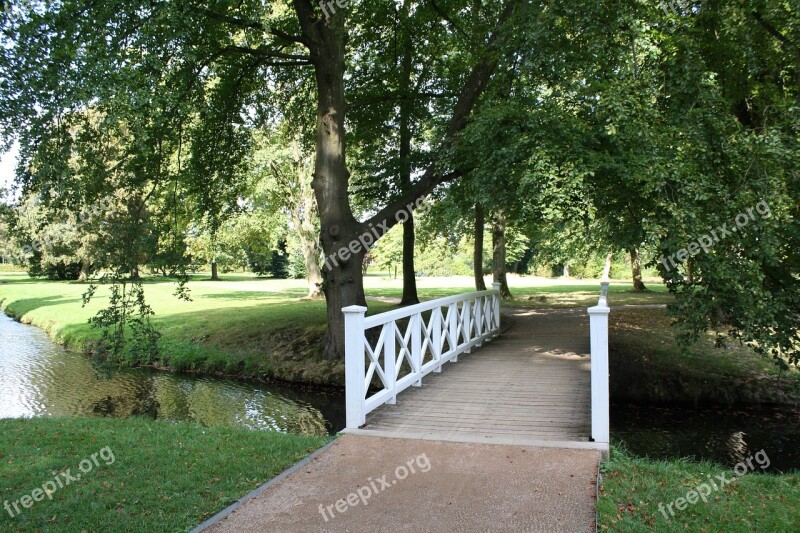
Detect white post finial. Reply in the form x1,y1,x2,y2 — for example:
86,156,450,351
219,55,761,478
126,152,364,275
599,281,610,307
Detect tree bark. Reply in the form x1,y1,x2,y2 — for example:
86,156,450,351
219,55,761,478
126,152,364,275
211,261,219,281
601,250,613,281
563,264,570,278
293,0,519,358
474,203,487,291
288,140,324,299
78,258,91,282
492,210,512,298
295,6,366,358
299,233,324,298
398,20,419,307
630,247,646,291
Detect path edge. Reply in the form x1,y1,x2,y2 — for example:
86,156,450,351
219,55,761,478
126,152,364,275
190,438,339,532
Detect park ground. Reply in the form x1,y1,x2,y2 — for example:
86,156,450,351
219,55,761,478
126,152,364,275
1,272,798,531
0,271,797,403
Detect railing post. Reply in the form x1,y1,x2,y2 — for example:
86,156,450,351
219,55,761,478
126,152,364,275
475,296,484,346
449,302,459,362
411,313,422,386
463,299,472,353
588,282,610,446
344,305,368,429
432,308,443,373
492,282,501,335
385,323,397,404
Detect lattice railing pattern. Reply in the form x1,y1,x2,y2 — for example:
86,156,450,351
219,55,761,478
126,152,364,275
344,283,501,428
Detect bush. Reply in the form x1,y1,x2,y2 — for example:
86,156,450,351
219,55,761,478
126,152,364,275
0,263,26,272
287,245,307,279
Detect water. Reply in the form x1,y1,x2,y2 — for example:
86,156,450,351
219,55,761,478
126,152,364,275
2,313,799,470
0,314,345,437
612,403,800,472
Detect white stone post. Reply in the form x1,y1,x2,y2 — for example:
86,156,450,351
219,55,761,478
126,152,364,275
588,283,610,445
344,305,368,429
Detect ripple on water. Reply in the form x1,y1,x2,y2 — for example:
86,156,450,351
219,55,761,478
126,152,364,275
0,314,345,436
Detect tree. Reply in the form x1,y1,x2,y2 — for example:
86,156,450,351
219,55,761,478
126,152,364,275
253,131,324,298
473,203,487,291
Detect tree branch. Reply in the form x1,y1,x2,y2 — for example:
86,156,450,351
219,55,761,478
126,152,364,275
192,6,309,46
363,0,520,236
346,91,455,110
430,0,470,40
219,46,311,62
751,11,798,49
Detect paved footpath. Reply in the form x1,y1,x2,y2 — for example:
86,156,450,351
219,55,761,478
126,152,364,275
203,434,599,532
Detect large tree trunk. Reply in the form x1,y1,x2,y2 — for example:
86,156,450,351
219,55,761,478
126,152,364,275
210,261,219,281
474,203,487,291
400,219,419,305
630,247,646,291
300,9,366,358
492,210,512,299
288,140,324,300
78,258,92,282
601,250,613,281
300,233,324,298
294,0,519,357
398,11,419,307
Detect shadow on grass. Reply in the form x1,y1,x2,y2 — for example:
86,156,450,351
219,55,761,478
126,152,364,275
2,295,85,317
197,290,306,301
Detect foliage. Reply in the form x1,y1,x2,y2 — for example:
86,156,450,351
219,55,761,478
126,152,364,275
82,276,161,365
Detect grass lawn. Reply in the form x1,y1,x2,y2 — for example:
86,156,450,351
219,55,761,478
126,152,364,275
0,272,666,386
609,307,800,405
598,448,799,532
1,271,795,401
0,417,329,532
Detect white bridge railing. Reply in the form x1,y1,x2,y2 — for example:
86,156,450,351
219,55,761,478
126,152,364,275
344,283,502,429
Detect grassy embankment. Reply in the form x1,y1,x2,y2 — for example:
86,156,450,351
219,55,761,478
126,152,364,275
598,447,799,532
0,272,647,386
0,416,329,532
1,272,797,402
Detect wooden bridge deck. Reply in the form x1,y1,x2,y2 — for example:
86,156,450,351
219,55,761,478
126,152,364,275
345,308,599,448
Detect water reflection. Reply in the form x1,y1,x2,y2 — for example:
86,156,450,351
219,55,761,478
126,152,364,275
0,314,345,437
612,402,800,471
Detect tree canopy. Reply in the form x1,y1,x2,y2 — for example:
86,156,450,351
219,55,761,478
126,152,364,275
1,0,798,365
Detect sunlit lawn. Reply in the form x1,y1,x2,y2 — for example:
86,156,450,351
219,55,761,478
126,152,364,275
0,417,329,532
3,270,794,400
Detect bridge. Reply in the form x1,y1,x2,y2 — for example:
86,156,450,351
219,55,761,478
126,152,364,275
342,282,611,455
200,284,612,532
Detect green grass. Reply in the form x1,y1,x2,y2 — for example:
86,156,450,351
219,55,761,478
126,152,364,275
0,272,665,387
503,282,674,308
598,447,799,532
0,417,329,532
0,272,369,385
2,271,795,401
609,307,800,405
